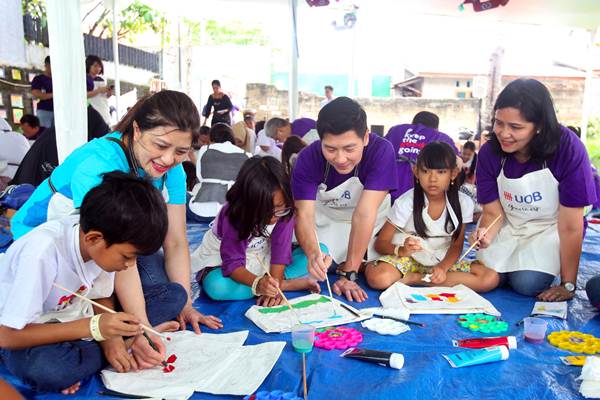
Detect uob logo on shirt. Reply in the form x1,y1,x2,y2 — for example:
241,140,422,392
503,191,543,204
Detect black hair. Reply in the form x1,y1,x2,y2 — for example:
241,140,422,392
20,114,40,128
85,55,104,75
79,171,168,255
324,85,333,91
114,90,200,144
211,79,221,87
489,78,562,163
317,97,367,139
209,122,235,144
282,136,307,176
567,125,581,138
412,111,439,130
225,156,294,240
255,120,266,133
462,141,477,179
192,125,210,150
413,142,462,240
44,56,50,65
182,161,198,191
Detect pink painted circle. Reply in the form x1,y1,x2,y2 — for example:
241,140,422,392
314,327,363,350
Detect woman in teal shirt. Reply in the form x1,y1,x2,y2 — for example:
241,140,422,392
12,90,223,368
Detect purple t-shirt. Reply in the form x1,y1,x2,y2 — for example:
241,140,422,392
291,118,316,138
215,203,294,276
31,74,53,111
477,126,597,208
292,133,397,200
385,123,458,199
86,75,96,92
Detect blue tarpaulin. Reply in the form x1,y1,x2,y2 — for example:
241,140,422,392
2,222,600,399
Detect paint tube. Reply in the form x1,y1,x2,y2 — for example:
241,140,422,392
452,336,517,350
340,347,404,369
443,346,509,368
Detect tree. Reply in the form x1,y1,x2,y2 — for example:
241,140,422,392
22,0,46,25
183,18,268,46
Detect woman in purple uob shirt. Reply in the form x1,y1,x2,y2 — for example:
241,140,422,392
473,78,596,301
292,97,397,303
191,157,319,306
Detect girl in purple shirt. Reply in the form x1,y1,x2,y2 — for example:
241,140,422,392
473,78,596,301
191,157,319,306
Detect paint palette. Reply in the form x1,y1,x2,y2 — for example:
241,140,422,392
362,318,410,336
314,327,363,350
457,314,508,334
547,331,600,354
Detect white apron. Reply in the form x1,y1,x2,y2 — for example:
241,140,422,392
390,193,460,267
315,163,391,264
88,78,112,125
477,159,560,275
190,221,275,275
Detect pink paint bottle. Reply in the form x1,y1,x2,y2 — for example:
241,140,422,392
452,336,517,350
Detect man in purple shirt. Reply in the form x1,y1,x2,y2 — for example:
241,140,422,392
31,56,54,128
385,111,458,199
292,97,397,302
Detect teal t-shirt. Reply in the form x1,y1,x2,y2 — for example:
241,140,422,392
11,132,186,239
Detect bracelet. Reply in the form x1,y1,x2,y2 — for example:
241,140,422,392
394,244,401,257
251,275,262,296
90,314,106,341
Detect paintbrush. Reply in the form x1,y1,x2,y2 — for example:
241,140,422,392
372,313,426,328
385,219,442,262
314,230,337,315
255,255,301,321
456,214,502,264
52,282,169,339
338,302,362,319
142,330,168,367
302,352,308,400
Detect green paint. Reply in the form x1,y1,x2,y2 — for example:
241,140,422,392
258,296,331,314
292,340,314,353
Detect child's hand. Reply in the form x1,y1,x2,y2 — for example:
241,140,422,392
100,337,138,373
430,265,447,285
257,275,280,297
403,237,423,256
470,227,492,249
257,295,283,307
99,312,142,339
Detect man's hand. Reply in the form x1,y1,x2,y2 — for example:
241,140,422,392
332,278,368,302
307,252,332,281
537,285,574,302
178,304,224,334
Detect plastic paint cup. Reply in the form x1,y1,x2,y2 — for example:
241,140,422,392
524,317,548,344
291,324,315,353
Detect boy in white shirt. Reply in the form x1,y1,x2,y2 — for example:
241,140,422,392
0,172,183,394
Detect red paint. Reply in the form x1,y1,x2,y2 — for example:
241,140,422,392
166,337,172,341
454,336,516,349
162,365,175,373
166,354,177,364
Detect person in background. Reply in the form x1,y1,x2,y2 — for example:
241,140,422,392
385,111,459,200
188,123,251,223
19,114,46,141
320,85,335,109
31,56,54,128
255,118,291,160
86,55,112,125
202,80,233,126
458,141,481,221
188,125,210,166
281,135,307,177
291,118,316,139
475,125,492,150
0,118,30,181
232,111,256,153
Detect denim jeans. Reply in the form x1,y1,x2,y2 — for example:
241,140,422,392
36,110,54,128
498,270,555,297
0,254,187,393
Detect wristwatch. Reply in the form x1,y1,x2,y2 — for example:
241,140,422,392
335,269,358,282
562,282,576,293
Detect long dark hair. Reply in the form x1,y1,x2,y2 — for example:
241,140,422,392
413,142,462,240
282,136,307,176
225,156,294,240
489,78,562,163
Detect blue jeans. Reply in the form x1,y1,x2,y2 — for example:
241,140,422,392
0,276,185,392
185,193,215,224
36,110,54,128
498,270,555,297
202,244,328,301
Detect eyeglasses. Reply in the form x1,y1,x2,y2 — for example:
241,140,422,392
272,207,292,218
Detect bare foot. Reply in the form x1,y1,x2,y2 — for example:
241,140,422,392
281,277,321,293
61,381,81,395
399,272,425,286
